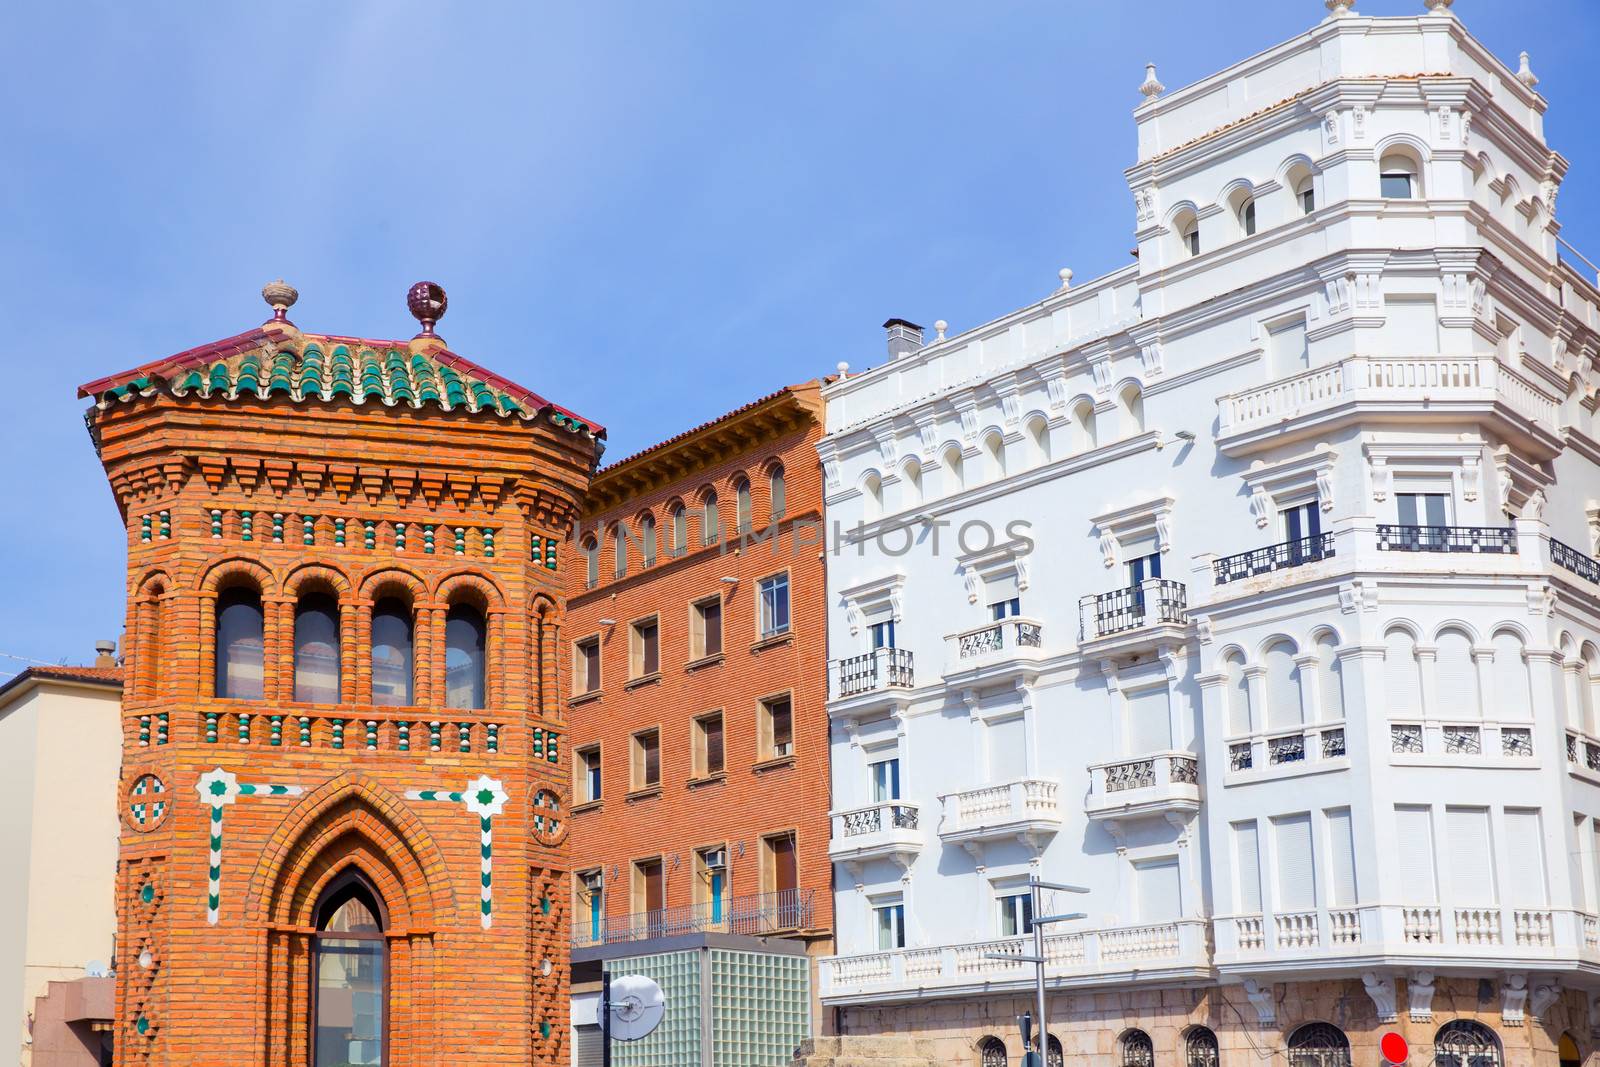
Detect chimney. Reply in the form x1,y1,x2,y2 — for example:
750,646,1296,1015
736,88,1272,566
883,318,925,361
94,640,117,669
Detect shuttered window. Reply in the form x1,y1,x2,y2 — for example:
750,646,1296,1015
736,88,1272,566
1274,814,1316,912
1127,686,1172,754
1435,629,1480,719
987,715,1027,782
1385,630,1423,717
1395,806,1437,902
1490,632,1530,718
574,1025,603,1067
1447,807,1495,905
1233,822,1262,913
1315,633,1344,721
1225,655,1252,735
1504,809,1546,906
1264,641,1302,729
1135,858,1182,921
1325,808,1358,906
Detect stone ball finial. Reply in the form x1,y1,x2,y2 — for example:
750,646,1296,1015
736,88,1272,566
1516,51,1539,89
934,320,948,341
407,281,448,337
1139,63,1165,100
1059,267,1074,290
261,279,298,322
1423,0,1453,13
1325,0,1353,15
836,361,850,379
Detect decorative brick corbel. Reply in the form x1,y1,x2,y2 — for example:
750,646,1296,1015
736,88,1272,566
162,459,187,493
358,467,387,505
389,468,418,505
232,456,262,496
447,472,475,510
418,471,447,508
477,477,507,511
263,459,294,497
195,455,229,493
298,463,326,500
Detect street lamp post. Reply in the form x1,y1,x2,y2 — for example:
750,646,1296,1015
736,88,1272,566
986,877,1088,1065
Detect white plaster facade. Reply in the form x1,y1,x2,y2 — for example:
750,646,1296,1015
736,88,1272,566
817,3,1600,1062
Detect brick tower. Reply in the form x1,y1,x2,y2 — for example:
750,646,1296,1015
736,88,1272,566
79,281,601,1067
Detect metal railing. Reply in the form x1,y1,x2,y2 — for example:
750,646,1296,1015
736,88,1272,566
571,888,814,948
837,801,920,837
1081,579,1187,639
1375,524,1515,554
1552,538,1600,584
835,647,915,698
1213,532,1334,585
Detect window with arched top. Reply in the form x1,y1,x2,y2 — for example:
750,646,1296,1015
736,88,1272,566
1559,1032,1581,1067
142,584,165,700
983,432,1006,481
768,465,787,521
862,473,883,521
1490,630,1530,717
1287,1023,1351,1067
370,597,413,706
313,871,387,1067
1121,1029,1155,1067
583,537,599,589
1182,220,1201,256
1315,632,1344,721
702,491,720,545
1380,153,1419,199
1224,651,1252,735
1241,197,1257,235
215,586,265,700
1119,383,1145,435
1436,628,1480,719
734,477,753,534
1434,1021,1502,1067
1025,416,1051,465
902,459,923,508
1047,1035,1063,1067
1073,399,1098,451
1264,639,1302,729
612,525,628,580
294,593,341,704
640,514,657,567
669,504,687,558
444,603,486,710
1186,1026,1220,1067
1384,628,1424,718
977,1036,1007,1067
942,446,965,493
1297,177,1316,214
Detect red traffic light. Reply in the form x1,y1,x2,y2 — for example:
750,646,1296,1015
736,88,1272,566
1380,1032,1409,1064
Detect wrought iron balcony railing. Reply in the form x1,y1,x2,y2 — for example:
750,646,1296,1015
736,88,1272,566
1080,579,1187,640
837,801,919,836
571,888,814,948
1375,524,1515,554
1213,532,1334,585
835,647,915,698
1552,538,1600,584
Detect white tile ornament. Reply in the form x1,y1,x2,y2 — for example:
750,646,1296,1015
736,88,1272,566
407,775,509,929
195,768,304,925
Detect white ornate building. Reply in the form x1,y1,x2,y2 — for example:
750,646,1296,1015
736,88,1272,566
812,4,1600,1066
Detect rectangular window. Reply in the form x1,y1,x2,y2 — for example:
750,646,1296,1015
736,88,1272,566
1134,857,1183,921
758,573,790,638
632,729,661,791
696,846,728,925
1126,685,1172,755
1505,809,1547,906
694,712,725,777
997,891,1034,936
580,869,604,943
1233,821,1262,913
988,715,1027,782
634,857,664,918
762,694,794,759
870,757,901,802
691,596,723,659
1446,806,1495,905
1268,316,1309,375
1281,501,1322,542
1396,805,1438,902
1127,551,1162,586
1381,171,1414,199
629,618,659,678
576,636,601,695
1383,295,1440,354
873,900,906,950
1397,492,1450,528
577,745,602,803
989,597,1021,621
1273,813,1316,912
765,832,798,897
869,619,896,650
1325,807,1358,907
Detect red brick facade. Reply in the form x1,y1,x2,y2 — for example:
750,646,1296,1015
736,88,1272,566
83,295,598,1066
562,384,834,962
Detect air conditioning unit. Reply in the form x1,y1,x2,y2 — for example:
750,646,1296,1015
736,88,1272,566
703,849,727,870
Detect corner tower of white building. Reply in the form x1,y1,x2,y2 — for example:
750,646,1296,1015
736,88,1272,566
811,4,1600,1066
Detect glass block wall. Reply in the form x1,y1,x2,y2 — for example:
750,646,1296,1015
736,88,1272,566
604,950,703,1067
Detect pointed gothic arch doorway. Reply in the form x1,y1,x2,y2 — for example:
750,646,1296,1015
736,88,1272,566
312,870,388,1067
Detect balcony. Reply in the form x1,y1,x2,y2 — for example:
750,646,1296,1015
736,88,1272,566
571,888,815,949
1213,532,1334,585
1552,538,1600,584
938,778,1062,850
1226,722,1348,777
942,616,1048,683
1085,751,1201,823
819,919,1212,1001
1375,524,1515,554
1214,354,1563,460
829,801,922,871
834,647,915,699
1078,579,1188,658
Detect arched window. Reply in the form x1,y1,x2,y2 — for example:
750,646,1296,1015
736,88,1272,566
1315,631,1344,721
1385,628,1423,718
640,514,657,567
1297,177,1316,214
1380,153,1419,199
1241,197,1257,236
669,504,687,558
1224,650,1252,735
983,432,1006,481
734,477,753,534
702,491,720,545
901,459,923,508
444,603,486,710
313,871,387,1067
371,597,413,706
1047,1035,1063,1067
1436,628,1480,718
215,586,265,700
1073,399,1098,451
942,445,965,493
142,584,165,700
1121,1029,1155,1067
1186,1026,1220,1067
768,465,787,521
294,593,341,704
1559,1032,1581,1067
1119,383,1145,434
582,537,599,589
1434,1021,1502,1067
862,472,883,521
1026,416,1051,465
1490,630,1530,718
612,525,628,580
1287,1023,1351,1067
978,1036,1007,1067
1182,220,1201,256
1264,639,1303,729
1582,643,1600,733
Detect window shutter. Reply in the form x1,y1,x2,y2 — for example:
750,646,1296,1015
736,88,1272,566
988,716,1027,782
1226,658,1252,735
1326,808,1358,907
1384,631,1423,717
1446,807,1495,905
1395,806,1437,902
1435,630,1481,719
985,571,1020,603
1316,635,1344,722
1504,809,1547,906
1273,814,1316,912
1135,858,1182,921
1233,822,1262,914
1490,632,1531,719
1127,686,1173,754
1265,641,1303,729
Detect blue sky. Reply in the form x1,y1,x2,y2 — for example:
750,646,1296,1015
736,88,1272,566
2,1,1596,671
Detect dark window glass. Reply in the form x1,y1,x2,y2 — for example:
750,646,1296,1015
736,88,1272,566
444,604,486,709
215,587,264,700
637,620,659,676
990,598,1021,621
769,467,787,520
1242,199,1256,235
704,715,725,775
579,638,601,694
370,598,413,706
700,599,723,657
768,696,793,756
1381,172,1414,199
294,593,341,704
313,877,385,1067
870,619,896,649
638,731,660,788
759,573,790,637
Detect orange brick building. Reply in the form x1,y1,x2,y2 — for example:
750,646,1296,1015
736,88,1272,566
80,282,601,1067
562,383,833,1056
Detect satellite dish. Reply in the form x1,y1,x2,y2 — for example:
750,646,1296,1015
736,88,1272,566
607,974,665,1042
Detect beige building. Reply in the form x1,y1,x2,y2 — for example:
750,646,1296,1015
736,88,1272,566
0,649,122,1067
